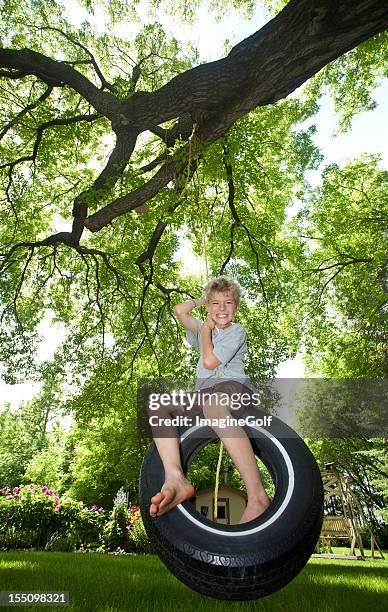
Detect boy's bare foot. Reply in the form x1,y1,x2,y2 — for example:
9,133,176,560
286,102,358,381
238,493,271,524
150,475,195,518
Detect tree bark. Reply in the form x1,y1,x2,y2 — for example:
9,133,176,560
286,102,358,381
114,0,388,132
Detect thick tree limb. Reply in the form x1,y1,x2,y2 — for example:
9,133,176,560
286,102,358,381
83,0,388,232
0,48,118,118
34,25,116,93
2,1,387,134
115,0,388,131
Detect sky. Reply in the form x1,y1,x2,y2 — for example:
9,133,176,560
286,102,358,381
0,0,386,408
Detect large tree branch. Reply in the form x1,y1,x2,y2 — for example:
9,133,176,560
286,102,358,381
0,48,118,118
116,0,388,132
84,152,182,231
71,129,138,242
2,1,386,135
83,0,388,232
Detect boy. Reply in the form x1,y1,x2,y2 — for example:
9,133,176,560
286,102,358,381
149,277,270,523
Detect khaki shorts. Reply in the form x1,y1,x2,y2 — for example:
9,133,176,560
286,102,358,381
170,380,255,418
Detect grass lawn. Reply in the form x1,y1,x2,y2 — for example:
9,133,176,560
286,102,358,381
0,547,386,611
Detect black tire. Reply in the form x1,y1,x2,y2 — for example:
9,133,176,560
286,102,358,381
139,406,323,600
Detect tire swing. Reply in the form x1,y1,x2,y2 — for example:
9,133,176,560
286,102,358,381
139,404,324,600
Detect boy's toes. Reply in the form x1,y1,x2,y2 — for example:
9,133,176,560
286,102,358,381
150,503,158,517
158,487,175,512
150,491,164,517
151,491,163,505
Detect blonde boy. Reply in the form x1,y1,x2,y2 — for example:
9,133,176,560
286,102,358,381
149,277,270,523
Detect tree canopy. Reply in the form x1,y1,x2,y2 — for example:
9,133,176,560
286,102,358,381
0,0,387,385
0,0,387,513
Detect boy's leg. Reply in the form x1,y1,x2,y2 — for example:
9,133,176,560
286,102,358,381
147,400,195,517
202,389,270,523
149,436,195,517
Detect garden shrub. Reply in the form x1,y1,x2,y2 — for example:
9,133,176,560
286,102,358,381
128,515,152,554
45,532,78,552
0,484,105,549
0,484,152,554
103,503,130,551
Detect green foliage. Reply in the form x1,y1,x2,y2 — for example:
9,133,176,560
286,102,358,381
149,0,256,24
1,0,385,386
65,404,143,507
102,503,150,552
0,404,46,486
44,531,77,552
304,33,388,132
186,440,275,499
23,445,64,493
0,483,106,549
0,378,69,490
292,155,387,377
102,503,129,551
304,438,387,526
128,515,152,554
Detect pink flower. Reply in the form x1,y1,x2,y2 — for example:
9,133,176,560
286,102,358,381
47,489,54,496
55,504,62,511
79,501,84,506
18,491,23,497
82,507,88,512
5,494,12,500
41,486,48,494
2,487,9,494
54,496,60,504
13,487,19,494
28,484,36,492
91,504,97,510
98,507,104,513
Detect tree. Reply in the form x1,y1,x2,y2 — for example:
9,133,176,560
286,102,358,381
0,400,51,487
292,155,387,376
0,0,387,382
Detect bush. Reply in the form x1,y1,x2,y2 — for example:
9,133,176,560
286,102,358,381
45,532,77,552
128,516,152,554
103,503,130,551
0,485,153,555
360,523,388,549
0,484,106,550
102,504,152,553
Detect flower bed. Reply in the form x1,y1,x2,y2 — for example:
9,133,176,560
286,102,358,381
0,484,150,553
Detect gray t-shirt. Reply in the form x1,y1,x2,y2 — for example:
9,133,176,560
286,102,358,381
186,319,254,391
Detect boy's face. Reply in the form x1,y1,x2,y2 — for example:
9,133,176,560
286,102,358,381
205,290,239,329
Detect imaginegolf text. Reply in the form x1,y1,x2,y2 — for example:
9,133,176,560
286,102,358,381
148,415,273,428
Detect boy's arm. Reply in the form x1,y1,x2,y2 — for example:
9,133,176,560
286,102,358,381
201,317,221,370
173,297,205,333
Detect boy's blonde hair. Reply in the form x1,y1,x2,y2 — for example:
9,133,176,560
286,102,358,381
203,277,241,305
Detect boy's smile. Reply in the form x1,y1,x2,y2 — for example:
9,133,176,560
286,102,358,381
206,290,239,329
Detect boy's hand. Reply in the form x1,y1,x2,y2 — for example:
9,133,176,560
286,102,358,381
203,313,216,330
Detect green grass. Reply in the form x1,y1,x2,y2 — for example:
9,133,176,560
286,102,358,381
0,548,386,612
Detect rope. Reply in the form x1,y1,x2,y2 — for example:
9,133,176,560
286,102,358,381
196,142,224,521
198,182,210,280
214,441,224,521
